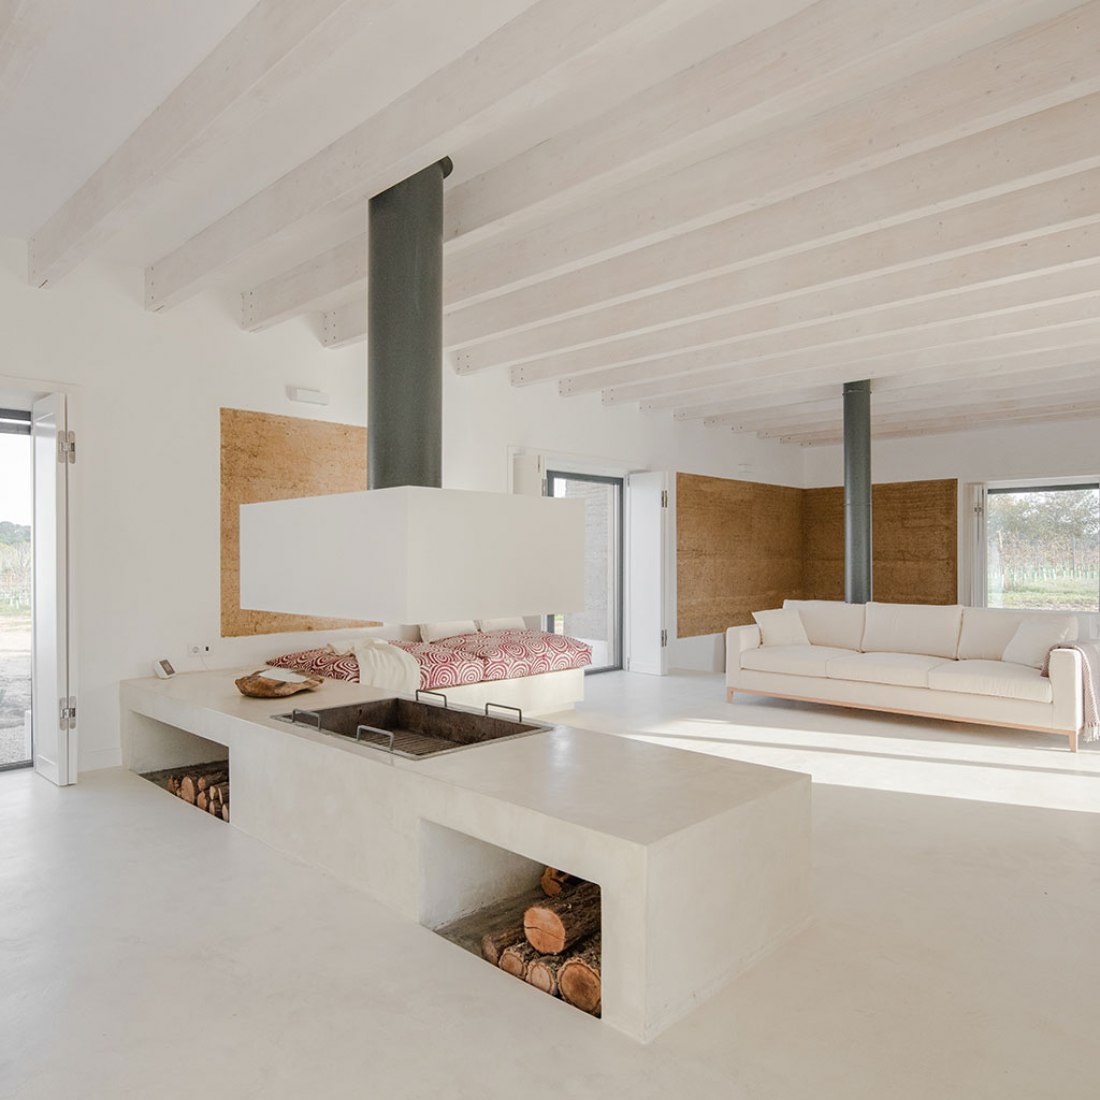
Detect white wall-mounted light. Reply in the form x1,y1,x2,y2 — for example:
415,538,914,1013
240,486,585,624
287,386,330,406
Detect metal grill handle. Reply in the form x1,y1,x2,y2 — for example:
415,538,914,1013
415,689,449,708
291,708,321,730
484,702,523,723
356,724,396,754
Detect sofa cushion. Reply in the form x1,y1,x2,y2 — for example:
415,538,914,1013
860,602,963,659
782,599,865,650
752,608,809,647
825,651,946,688
958,607,1079,660
927,659,1053,704
740,644,855,678
1001,616,1076,669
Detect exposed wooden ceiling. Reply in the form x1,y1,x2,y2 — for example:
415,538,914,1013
7,0,1100,446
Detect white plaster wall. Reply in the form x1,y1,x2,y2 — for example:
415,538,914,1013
1,243,803,769
1,240,371,770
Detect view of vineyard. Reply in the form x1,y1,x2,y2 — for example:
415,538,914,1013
987,486,1100,612
1,430,33,767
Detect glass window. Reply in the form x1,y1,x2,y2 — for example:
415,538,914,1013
986,484,1100,611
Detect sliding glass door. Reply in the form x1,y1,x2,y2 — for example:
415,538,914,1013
986,483,1100,611
546,471,623,672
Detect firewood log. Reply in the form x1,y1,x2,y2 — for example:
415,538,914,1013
524,881,601,954
220,802,230,822
196,791,209,812
480,923,527,967
526,953,567,997
499,942,540,979
196,770,229,793
558,934,601,1015
166,775,180,795
211,782,230,803
539,867,578,897
178,776,197,804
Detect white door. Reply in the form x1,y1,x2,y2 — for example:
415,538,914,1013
32,393,76,786
625,471,669,675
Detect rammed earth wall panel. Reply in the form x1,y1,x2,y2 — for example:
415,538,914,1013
676,473,804,638
220,408,377,637
801,479,958,605
676,474,958,638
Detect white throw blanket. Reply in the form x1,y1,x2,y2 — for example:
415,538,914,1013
1042,642,1100,743
327,638,420,694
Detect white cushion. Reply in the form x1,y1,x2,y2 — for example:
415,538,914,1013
825,651,945,688
752,608,809,647
783,600,865,651
1001,616,1076,669
927,659,1053,704
419,620,477,643
861,602,963,659
958,608,1079,660
740,644,855,678
478,617,526,633
958,608,1028,660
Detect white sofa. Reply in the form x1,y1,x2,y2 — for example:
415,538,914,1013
726,600,1089,751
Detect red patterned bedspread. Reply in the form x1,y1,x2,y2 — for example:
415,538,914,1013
268,630,592,690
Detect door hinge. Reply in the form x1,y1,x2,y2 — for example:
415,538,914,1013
660,629,668,647
660,489,668,508
57,430,76,463
59,696,76,731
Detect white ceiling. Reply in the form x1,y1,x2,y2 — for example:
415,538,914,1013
2,0,1099,445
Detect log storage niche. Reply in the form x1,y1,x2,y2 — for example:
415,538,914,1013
141,761,231,822
435,866,602,1018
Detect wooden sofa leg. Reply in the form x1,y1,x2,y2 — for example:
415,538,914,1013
726,688,735,703
1068,729,1079,753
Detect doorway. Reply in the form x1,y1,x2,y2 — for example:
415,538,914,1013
545,471,623,673
0,409,33,771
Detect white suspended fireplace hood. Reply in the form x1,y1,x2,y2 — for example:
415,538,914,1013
239,485,585,625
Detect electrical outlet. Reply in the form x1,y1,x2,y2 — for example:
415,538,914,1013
187,642,211,657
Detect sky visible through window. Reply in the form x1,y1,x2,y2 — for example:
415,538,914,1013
0,434,32,527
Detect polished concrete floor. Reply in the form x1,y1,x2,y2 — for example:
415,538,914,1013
2,671,1098,1099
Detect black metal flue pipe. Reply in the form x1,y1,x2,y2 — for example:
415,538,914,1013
843,379,872,604
367,156,453,489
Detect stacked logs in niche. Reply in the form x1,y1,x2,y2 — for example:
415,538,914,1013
142,761,230,822
479,869,602,1016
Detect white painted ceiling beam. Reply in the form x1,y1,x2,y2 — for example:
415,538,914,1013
671,346,1100,421
28,0,397,289
243,232,367,332
143,0,726,310
447,93,1100,350
443,0,1100,310
459,166,1100,374
706,366,1100,430
606,297,1100,407
668,344,1100,423
320,299,366,350
443,0,1015,249
736,373,1100,436
558,252,1100,397
786,402,1100,446
634,323,1100,412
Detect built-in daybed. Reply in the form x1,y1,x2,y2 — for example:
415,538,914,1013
269,624,592,716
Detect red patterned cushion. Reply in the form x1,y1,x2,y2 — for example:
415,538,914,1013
268,632,590,690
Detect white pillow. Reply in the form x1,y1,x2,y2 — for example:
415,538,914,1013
1001,617,1075,669
419,620,477,643
478,617,527,633
752,608,809,647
